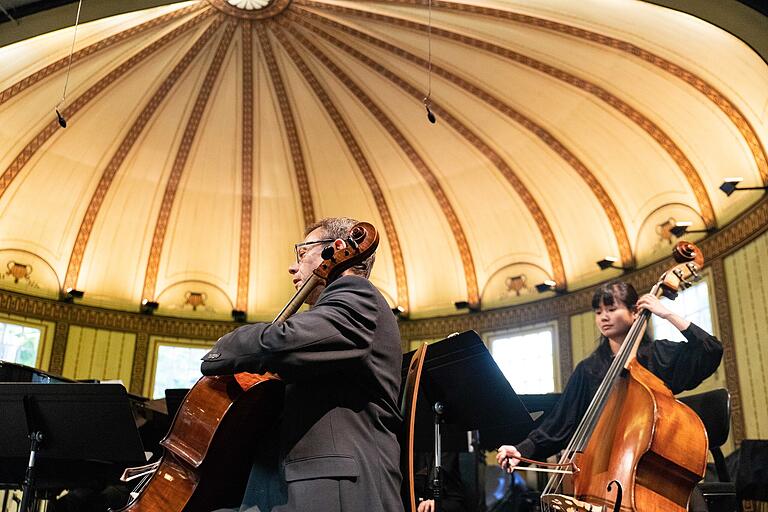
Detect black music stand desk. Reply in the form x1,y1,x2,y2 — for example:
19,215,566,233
402,331,535,511
0,383,146,511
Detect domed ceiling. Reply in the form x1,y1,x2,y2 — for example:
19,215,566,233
0,0,766,320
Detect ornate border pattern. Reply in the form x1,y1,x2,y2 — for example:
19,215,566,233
711,258,746,445
296,9,633,268
557,315,573,385
279,18,481,305
0,9,218,203
63,13,224,291
297,1,716,230
256,23,316,228
271,24,411,312
130,332,150,395
0,290,237,339
398,196,768,340
48,321,70,375
142,22,238,300
237,20,255,312
0,198,765,442
0,3,206,107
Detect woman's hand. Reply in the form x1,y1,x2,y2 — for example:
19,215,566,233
636,294,690,331
496,445,522,473
636,294,671,318
417,499,434,512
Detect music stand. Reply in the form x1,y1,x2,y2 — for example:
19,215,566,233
402,331,534,512
0,383,146,512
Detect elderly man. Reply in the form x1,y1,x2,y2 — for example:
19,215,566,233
202,217,403,512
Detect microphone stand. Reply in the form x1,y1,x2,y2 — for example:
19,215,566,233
432,401,444,512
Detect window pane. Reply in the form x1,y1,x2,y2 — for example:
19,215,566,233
651,279,713,343
152,345,209,399
0,321,41,366
491,329,555,394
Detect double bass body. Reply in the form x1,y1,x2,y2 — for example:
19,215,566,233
570,360,708,511
539,242,712,512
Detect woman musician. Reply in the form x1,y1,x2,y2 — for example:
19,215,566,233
496,281,723,509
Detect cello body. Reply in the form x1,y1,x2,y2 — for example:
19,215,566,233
115,373,283,512
571,360,707,511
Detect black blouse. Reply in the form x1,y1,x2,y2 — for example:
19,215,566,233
516,323,723,460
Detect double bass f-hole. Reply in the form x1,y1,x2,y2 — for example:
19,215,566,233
606,480,622,512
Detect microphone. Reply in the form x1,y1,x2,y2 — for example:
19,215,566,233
425,104,436,124
55,108,67,128
423,97,436,124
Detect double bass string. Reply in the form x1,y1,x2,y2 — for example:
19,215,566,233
541,283,660,500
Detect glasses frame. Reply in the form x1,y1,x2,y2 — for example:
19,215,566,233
294,238,335,264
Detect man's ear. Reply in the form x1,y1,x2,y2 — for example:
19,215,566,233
333,238,347,250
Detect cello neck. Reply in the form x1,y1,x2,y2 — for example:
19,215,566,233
272,273,324,324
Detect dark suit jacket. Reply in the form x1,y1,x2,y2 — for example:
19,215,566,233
201,275,404,512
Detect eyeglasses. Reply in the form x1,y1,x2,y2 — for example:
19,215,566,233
294,238,334,264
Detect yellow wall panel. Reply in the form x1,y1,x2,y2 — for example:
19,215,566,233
61,326,136,386
570,310,600,367
724,230,768,440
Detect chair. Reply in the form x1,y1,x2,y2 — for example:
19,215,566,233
678,388,738,512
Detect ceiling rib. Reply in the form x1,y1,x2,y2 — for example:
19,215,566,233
270,23,411,313
142,21,237,302
400,0,768,186
278,17,482,306
299,9,634,268
256,23,316,229
237,20,254,313
285,11,568,291
298,1,717,231
0,3,206,108
0,8,217,204
63,13,225,292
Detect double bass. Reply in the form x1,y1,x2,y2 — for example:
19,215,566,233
115,223,379,512
538,242,709,512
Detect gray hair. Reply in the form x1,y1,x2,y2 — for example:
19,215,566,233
304,217,376,278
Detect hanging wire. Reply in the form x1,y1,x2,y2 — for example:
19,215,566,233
55,0,84,128
423,0,436,124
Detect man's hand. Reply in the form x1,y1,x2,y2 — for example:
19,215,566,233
417,499,435,512
496,445,522,473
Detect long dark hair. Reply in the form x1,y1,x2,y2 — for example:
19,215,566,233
590,281,650,364
591,281,639,311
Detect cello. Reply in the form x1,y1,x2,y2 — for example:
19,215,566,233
537,241,709,512
114,222,379,512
